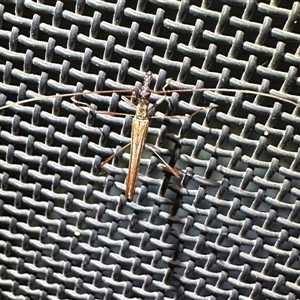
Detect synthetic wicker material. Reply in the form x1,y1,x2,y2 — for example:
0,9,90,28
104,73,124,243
0,1,300,299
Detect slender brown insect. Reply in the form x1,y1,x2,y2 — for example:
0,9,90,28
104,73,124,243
122,71,160,200
0,73,298,201
70,71,183,200
101,71,181,200
98,72,216,200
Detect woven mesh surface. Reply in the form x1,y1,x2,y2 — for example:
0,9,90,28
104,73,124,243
0,1,300,299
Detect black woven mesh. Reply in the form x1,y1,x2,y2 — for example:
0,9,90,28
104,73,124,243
1,1,300,299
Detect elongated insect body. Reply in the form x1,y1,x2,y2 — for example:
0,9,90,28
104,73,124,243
97,71,181,200
125,71,152,200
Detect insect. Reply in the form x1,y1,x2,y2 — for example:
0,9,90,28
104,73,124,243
97,71,216,200
0,73,298,201
103,71,175,200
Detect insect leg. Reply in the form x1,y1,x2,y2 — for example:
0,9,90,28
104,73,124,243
101,142,131,167
147,144,180,178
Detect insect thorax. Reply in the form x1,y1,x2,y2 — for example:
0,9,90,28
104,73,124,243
135,99,149,120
